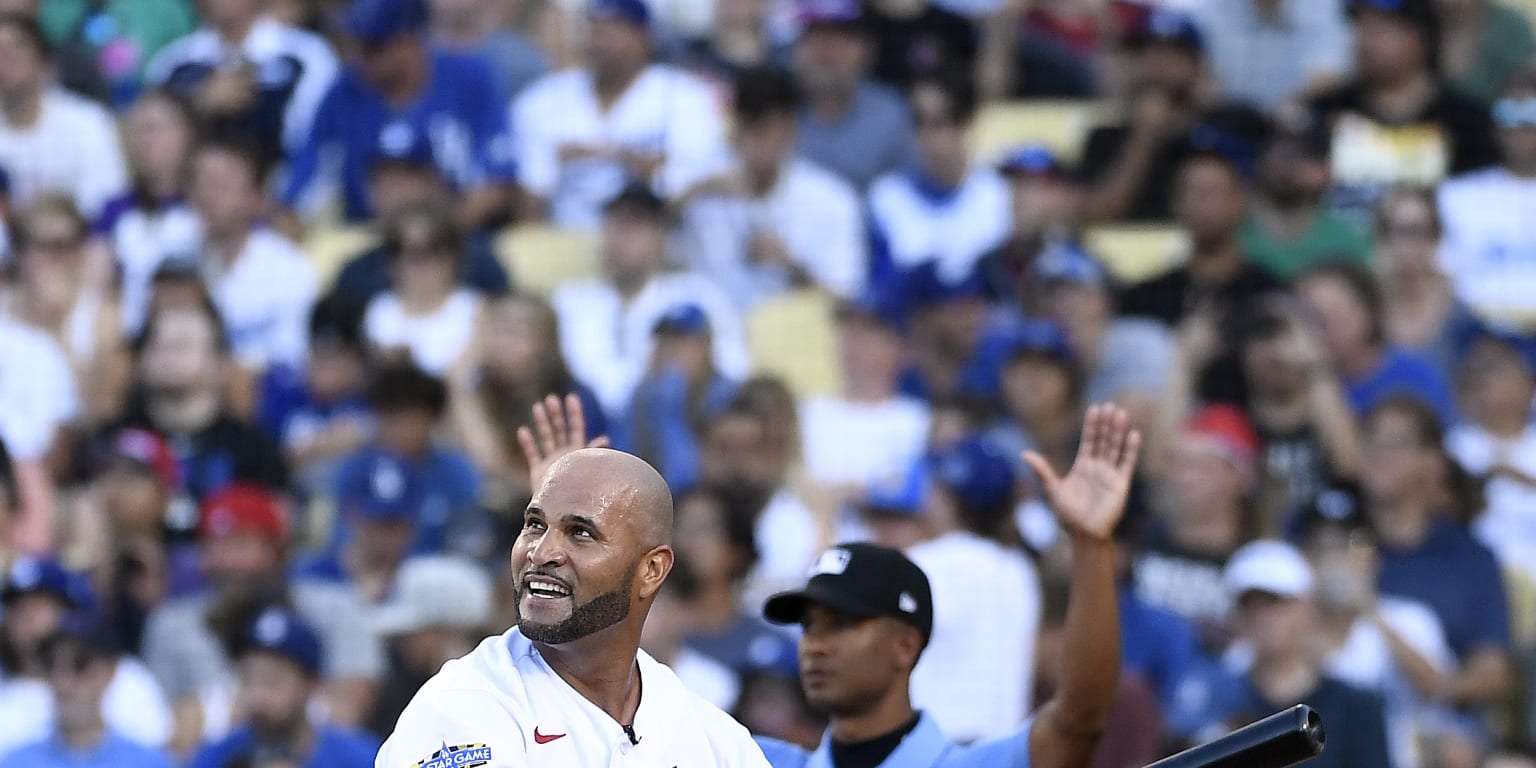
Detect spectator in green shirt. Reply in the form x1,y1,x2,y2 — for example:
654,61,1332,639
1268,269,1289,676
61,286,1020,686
1241,123,1372,281
32,0,197,107
1439,0,1536,104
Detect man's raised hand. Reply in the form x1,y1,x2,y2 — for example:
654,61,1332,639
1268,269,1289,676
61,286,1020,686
517,394,611,491
1022,403,1141,542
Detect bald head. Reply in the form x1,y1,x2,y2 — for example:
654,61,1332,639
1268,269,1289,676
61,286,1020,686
540,448,674,549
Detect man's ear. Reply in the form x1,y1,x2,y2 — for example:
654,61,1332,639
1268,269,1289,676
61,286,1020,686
893,621,924,673
636,545,675,602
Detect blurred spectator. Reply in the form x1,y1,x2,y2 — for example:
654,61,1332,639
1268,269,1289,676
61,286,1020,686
671,488,798,675
982,0,1100,100
1236,297,1362,530
365,556,494,738
671,0,791,85
869,70,1009,283
984,320,1082,482
1132,405,1259,650
862,0,977,92
1213,540,1393,768
326,129,511,306
1437,0,1535,105
800,291,931,502
680,66,866,306
979,146,1084,308
1360,396,1512,711
1309,0,1497,222
0,619,171,768
282,0,516,227
446,294,606,503
1295,263,1458,425
791,0,918,192
1079,9,1270,223
907,437,1041,743
268,297,373,499
144,0,338,164
552,183,750,418
331,364,483,560
1447,325,1536,586
511,0,729,229
1437,68,1536,316
732,668,826,750
301,450,423,602
1377,187,1481,374
363,204,483,376
102,89,203,337
188,137,319,375
626,305,739,491
428,0,547,101
0,312,80,552
10,196,130,427
1196,0,1352,114
1241,124,1372,281
29,0,197,108
898,263,1017,403
185,607,378,768
0,13,127,220
639,559,742,712
143,486,383,754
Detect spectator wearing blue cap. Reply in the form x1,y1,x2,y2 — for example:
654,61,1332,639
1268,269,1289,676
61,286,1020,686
1307,0,1497,224
624,304,740,492
427,0,547,102
1194,0,1351,114
791,0,920,191
904,436,1041,744
983,320,1081,487
978,145,1083,310
144,0,338,165
1240,123,1372,281
679,66,867,307
896,261,1024,405
1447,324,1536,587
281,0,517,227
186,608,378,768
511,0,731,230
857,457,930,551
1079,8,1270,223
297,451,420,599
868,70,1011,286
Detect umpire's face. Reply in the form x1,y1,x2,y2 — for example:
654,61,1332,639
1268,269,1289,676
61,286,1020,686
796,604,923,717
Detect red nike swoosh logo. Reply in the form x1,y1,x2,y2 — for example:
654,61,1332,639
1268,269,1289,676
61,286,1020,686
533,728,566,744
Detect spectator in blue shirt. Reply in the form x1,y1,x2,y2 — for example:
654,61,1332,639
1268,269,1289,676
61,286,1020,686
1296,263,1458,427
186,607,377,768
331,363,484,562
280,0,516,227
896,262,1024,406
0,619,170,768
1359,395,1512,713
624,304,739,492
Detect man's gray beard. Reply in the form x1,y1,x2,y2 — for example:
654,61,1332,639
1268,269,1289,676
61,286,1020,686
514,572,635,645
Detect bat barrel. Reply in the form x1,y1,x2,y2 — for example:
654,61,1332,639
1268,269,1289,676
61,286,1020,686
1143,705,1325,768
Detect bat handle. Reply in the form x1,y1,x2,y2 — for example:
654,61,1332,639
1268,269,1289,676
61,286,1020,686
1142,705,1326,768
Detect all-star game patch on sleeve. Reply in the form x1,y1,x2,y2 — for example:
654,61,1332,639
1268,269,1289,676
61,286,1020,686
375,687,527,768
412,742,495,768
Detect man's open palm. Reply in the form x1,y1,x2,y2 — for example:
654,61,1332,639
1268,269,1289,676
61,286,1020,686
1023,403,1142,542
517,394,610,491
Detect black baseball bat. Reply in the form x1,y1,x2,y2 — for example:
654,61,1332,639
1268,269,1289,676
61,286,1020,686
1142,705,1325,768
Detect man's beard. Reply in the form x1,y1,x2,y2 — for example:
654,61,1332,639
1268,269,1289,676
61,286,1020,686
515,572,635,645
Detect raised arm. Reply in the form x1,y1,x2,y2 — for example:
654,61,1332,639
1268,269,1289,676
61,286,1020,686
516,393,611,491
1023,404,1142,768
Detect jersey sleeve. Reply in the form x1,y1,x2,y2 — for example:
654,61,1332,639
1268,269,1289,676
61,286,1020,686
945,717,1034,768
753,736,810,768
376,688,527,768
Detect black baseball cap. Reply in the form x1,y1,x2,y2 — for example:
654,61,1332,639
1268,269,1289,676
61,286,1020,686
763,542,934,645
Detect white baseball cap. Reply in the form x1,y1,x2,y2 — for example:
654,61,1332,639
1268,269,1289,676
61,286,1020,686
1223,540,1315,600
370,556,494,636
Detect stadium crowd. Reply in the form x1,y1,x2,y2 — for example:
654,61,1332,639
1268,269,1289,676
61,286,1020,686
0,0,1534,765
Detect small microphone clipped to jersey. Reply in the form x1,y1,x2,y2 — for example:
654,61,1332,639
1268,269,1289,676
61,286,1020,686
622,724,642,746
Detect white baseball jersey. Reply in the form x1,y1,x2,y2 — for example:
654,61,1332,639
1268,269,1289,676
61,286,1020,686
376,627,772,768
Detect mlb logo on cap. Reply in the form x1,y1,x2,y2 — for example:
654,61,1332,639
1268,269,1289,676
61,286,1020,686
810,548,851,576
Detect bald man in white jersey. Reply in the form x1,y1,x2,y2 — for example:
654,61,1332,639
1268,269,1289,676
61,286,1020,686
376,395,771,768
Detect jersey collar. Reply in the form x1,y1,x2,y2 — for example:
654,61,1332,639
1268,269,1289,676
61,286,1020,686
805,711,951,768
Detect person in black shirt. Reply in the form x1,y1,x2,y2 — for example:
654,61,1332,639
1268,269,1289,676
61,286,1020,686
1078,9,1271,223
862,0,978,91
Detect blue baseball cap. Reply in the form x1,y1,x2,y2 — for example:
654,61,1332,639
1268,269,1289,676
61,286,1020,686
654,304,710,335
342,453,420,523
797,0,862,27
372,121,436,171
2,557,87,608
1125,8,1205,55
996,145,1063,178
927,437,1017,512
1034,241,1110,290
345,0,430,46
900,262,989,309
1185,125,1256,181
243,607,323,676
861,460,929,517
999,319,1074,367
590,0,651,28
836,283,909,335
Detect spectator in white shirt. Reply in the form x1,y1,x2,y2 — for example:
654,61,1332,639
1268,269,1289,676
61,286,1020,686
1437,68,1536,317
868,69,1011,284
551,183,751,419
680,65,866,307
188,136,318,374
0,14,128,220
512,0,731,229
363,204,484,377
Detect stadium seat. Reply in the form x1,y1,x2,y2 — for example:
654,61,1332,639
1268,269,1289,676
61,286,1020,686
494,225,601,296
1083,224,1190,284
301,224,379,291
746,290,842,399
970,100,1115,166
